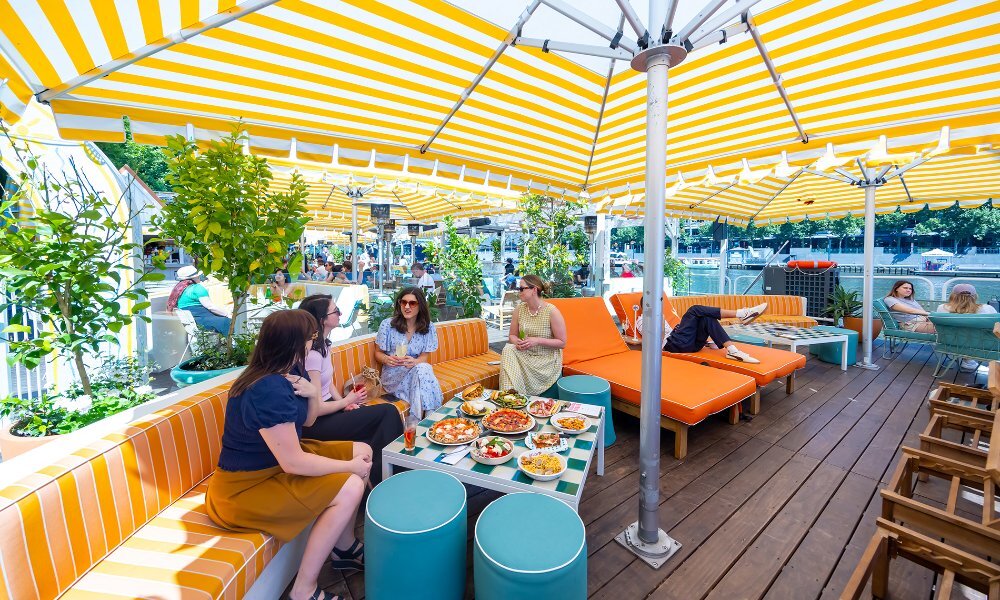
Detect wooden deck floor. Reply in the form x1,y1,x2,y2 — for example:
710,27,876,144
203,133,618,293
315,341,985,599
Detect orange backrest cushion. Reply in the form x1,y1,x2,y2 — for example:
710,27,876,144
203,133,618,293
426,319,490,363
609,292,682,338
669,294,804,316
0,384,231,599
547,297,629,365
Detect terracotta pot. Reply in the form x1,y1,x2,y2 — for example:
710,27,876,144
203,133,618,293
0,425,59,460
842,316,882,341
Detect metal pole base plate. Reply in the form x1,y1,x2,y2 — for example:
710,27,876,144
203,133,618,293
855,361,880,371
614,522,682,569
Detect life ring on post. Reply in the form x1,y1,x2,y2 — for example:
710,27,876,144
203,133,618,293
786,260,837,269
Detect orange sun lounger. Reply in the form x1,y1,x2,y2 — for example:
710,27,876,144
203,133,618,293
609,292,806,410
548,297,757,458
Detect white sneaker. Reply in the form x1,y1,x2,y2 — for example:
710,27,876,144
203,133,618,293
960,359,980,372
726,346,760,364
736,303,768,324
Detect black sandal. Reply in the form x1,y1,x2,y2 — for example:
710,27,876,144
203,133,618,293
288,586,340,600
330,539,364,571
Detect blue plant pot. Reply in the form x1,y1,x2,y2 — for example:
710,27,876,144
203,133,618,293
169,357,242,388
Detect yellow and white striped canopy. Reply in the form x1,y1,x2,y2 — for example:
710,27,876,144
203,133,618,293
2,0,998,221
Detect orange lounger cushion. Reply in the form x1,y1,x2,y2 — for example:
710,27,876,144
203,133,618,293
664,343,805,386
564,353,756,425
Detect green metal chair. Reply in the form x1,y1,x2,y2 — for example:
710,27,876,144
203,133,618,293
872,298,937,358
927,313,1000,377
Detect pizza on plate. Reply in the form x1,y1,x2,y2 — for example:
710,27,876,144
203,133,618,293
482,408,533,433
427,418,481,444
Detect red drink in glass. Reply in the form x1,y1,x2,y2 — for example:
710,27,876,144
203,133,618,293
403,425,416,451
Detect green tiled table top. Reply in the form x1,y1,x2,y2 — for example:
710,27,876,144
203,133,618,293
382,395,604,509
726,323,848,341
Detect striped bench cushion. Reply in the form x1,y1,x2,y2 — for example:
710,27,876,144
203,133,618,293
61,480,279,600
0,384,233,599
435,353,502,399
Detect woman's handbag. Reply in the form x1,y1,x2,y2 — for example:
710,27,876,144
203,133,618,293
345,366,385,400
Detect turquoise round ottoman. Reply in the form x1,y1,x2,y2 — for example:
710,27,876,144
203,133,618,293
365,470,467,600
809,325,858,365
557,375,615,446
474,493,587,600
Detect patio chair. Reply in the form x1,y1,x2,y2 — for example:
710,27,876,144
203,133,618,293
873,298,936,358
928,313,1000,377
174,309,220,362
482,290,519,331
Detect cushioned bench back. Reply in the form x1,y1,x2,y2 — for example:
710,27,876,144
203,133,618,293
0,384,230,600
670,294,804,316
329,319,491,386
609,292,682,338
547,298,629,365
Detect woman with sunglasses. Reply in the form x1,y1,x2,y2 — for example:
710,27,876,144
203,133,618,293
206,310,370,600
500,275,567,397
297,294,403,484
375,287,443,417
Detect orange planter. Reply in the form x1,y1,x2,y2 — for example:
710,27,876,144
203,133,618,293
0,426,58,460
843,316,882,342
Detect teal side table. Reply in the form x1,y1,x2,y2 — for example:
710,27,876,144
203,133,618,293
365,470,467,600
810,325,858,365
474,493,587,600
729,332,767,346
557,375,615,447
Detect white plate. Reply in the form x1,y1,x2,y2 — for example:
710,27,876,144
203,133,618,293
481,410,536,435
455,389,492,404
469,436,516,465
524,431,569,453
458,400,496,419
517,450,568,481
526,398,562,418
425,419,482,446
550,412,592,435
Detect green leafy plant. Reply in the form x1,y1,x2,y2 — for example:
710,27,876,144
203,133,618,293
491,238,502,263
824,284,862,325
518,193,585,298
329,246,345,264
186,326,259,371
437,216,484,318
0,136,164,398
156,122,308,364
663,249,689,294
421,239,440,267
0,356,158,437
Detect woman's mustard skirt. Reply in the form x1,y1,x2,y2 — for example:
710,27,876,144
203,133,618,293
206,439,354,542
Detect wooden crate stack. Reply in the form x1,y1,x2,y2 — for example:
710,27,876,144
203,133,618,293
844,362,1000,599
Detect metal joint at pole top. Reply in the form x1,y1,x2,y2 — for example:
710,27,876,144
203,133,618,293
630,43,688,72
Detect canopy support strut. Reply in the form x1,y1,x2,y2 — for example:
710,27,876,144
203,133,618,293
38,0,281,102
745,13,808,144
420,0,542,154
584,16,625,189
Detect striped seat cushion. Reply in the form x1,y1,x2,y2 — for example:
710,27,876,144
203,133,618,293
718,315,818,328
0,384,235,599
61,480,279,600
435,353,502,400
669,294,808,320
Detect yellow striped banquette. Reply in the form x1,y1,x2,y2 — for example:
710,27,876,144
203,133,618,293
668,294,817,328
0,318,498,599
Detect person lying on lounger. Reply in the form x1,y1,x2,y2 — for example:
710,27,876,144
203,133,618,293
638,303,768,364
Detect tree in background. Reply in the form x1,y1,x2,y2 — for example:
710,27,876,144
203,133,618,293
437,216,484,318
518,193,585,298
95,117,170,192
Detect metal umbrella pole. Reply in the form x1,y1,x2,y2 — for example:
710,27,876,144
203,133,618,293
858,176,879,370
351,203,358,280
613,0,685,569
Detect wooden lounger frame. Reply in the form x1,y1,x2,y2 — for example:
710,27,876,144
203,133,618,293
610,389,758,459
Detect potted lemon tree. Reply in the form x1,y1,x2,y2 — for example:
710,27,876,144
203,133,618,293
156,123,308,384
0,144,162,457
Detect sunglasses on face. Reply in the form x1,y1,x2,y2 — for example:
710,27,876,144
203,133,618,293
400,300,419,308
327,307,342,316
516,286,534,292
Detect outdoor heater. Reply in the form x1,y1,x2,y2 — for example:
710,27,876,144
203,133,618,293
408,223,421,266
584,215,598,288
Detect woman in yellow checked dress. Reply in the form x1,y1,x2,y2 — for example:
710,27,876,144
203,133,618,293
500,275,567,396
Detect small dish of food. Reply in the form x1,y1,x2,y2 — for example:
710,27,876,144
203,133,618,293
490,389,529,409
427,417,482,445
481,408,535,435
459,399,495,418
469,436,515,465
526,398,561,418
550,413,591,435
517,450,567,481
524,431,569,453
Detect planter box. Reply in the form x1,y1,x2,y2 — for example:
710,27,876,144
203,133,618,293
0,426,58,460
170,357,243,388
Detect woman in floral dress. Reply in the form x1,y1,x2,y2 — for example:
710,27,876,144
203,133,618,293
375,287,443,417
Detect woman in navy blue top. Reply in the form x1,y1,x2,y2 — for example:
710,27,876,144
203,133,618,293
206,310,370,600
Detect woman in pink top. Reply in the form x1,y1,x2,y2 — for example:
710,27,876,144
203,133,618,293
298,294,403,484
